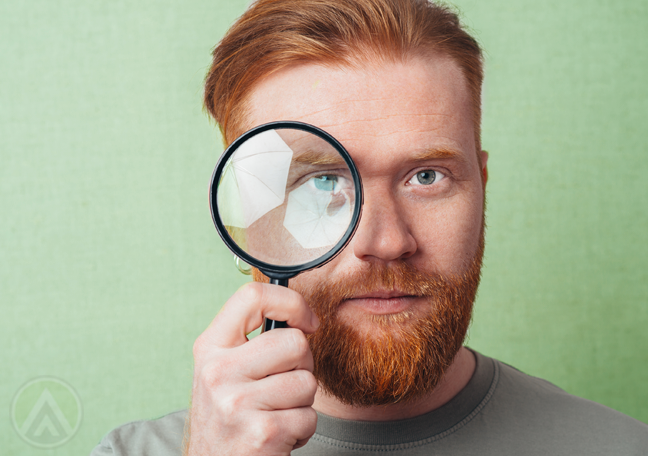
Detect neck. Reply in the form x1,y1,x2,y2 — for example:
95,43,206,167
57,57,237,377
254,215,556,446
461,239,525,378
312,346,475,421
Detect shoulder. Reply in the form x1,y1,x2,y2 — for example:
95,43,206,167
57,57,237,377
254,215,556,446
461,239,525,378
477,355,648,454
90,409,187,456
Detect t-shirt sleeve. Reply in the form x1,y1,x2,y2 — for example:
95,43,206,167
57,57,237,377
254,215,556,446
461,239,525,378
89,410,187,456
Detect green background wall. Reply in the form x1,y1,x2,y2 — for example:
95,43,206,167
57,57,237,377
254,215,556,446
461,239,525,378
1,0,646,454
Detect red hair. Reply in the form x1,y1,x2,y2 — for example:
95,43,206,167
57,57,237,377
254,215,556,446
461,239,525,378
204,0,483,146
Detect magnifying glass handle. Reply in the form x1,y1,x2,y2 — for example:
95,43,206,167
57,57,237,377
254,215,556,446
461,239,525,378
263,277,290,332
263,318,289,331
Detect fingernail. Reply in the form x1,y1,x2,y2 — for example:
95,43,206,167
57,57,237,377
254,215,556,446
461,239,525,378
311,312,320,329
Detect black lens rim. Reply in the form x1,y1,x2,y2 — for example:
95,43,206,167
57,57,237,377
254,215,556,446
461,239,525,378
209,121,363,280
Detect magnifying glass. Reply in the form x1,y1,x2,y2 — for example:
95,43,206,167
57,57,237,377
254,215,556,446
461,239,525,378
209,121,363,332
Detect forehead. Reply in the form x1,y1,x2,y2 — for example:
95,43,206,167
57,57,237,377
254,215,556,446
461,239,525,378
244,55,476,165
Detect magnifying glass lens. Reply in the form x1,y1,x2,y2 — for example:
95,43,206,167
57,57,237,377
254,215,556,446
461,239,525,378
216,127,357,267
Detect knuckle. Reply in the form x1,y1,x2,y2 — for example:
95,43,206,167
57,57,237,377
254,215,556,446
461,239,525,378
218,389,247,419
303,407,318,432
297,371,318,396
197,362,223,389
239,281,265,304
192,334,208,359
287,329,309,356
254,415,280,445
197,354,236,389
258,330,282,352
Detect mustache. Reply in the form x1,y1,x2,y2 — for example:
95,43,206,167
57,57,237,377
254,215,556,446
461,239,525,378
304,260,481,317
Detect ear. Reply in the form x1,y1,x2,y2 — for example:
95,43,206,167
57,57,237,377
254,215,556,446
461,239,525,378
479,150,489,188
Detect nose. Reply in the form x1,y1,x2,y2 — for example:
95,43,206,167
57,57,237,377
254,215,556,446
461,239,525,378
351,187,417,262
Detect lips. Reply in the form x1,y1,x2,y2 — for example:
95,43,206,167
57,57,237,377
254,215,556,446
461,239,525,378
352,290,411,299
344,290,420,315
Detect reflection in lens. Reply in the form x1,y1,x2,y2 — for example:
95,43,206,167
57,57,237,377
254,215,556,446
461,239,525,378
216,127,357,267
217,129,293,230
313,175,338,191
283,176,352,249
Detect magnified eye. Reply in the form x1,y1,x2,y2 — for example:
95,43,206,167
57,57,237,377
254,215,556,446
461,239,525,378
408,170,444,185
311,175,340,191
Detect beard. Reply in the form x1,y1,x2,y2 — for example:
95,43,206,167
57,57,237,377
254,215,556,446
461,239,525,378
253,227,484,407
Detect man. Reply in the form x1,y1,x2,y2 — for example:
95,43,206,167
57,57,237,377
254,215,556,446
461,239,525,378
91,0,648,454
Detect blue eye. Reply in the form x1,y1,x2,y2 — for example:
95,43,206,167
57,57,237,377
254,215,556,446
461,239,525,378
408,170,444,186
417,171,435,184
313,175,338,191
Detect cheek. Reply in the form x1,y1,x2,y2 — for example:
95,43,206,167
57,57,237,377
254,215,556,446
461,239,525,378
288,269,326,307
289,248,347,294
407,193,484,273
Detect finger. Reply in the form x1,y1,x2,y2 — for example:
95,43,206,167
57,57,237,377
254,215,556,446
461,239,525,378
203,282,319,349
255,407,318,452
251,369,318,411
202,328,313,384
237,328,314,380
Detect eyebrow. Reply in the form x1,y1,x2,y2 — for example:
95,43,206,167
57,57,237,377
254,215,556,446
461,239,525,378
293,150,347,166
293,147,468,166
412,147,468,164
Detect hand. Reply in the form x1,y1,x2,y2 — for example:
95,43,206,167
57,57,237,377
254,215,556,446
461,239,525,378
186,282,320,456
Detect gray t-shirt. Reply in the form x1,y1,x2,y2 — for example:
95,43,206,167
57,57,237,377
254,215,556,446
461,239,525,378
90,351,648,455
